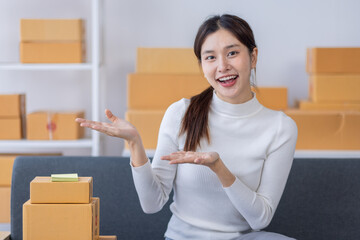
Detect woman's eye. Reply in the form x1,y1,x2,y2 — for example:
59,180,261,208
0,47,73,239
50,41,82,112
205,55,215,60
228,51,238,57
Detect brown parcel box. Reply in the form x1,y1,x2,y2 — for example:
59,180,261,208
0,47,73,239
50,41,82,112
136,48,202,74
23,197,99,240
26,111,84,140
125,110,165,149
30,177,93,204
0,118,22,140
0,156,16,186
99,236,117,240
20,19,83,42
309,74,360,102
285,110,360,150
20,42,84,63
0,187,11,223
307,48,360,74
252,87,288,110
127,73,210,110
299,101,360,111
0,94,26,117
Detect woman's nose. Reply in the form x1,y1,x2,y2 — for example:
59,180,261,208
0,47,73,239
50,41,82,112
217,56,229,72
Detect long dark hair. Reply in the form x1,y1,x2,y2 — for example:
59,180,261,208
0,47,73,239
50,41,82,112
180,14,257,151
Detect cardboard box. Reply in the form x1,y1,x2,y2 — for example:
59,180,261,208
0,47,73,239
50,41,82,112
26,111,85,140
23,197,99,240
136,48,201,74
127,73,209,110
285,110,360,150
309,74,360,102
252,87,288,110
307,48,360,74
0,94,26,118
20,42,84,63
0,156,16,186
0,187,11,223
30,176,93,204
99,236,117,240
0,118,22,140
125,110,165,149
20,19,83,42
299,101,360,111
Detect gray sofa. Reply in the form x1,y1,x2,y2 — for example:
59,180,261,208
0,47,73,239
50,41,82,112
10,156,360,240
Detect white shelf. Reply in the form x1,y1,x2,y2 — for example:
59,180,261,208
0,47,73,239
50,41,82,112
122,149,360,159
0,63,93,71
0,139,93,149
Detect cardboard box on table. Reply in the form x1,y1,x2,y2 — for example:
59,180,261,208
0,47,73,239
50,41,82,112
125,110,165,149
252,87,288,110
23,197,99,240
30,177,93,204
20,19,83,42
285,110,360,150
99,236,117,240
136,48,201,74
26,111,84,140
127,73,209,110
306,48,360,74
309,74,360,102
0,187,11,223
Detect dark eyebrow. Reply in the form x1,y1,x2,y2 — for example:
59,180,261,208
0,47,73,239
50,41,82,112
226,44,241,49
201,44,241,55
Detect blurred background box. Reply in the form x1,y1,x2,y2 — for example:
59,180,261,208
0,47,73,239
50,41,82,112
127,73,209,110
307,48,360,74
125,110,165,149
0,118,22,140
26,111,85,140
20,42,84,63
0,156,16,187
136,48,201,74
285,110,360,150
253,87,288,110
309,74,360,102
20,19,83,42
0,187,10,223
0,94,25,118
299,101,360,111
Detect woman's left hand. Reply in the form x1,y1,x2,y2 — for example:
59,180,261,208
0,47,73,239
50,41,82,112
161,151,220,168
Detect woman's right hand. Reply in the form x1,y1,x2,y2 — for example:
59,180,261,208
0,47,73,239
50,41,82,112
75,109,139,143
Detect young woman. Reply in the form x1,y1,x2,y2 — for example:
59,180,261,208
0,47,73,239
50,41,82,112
76,14,298,240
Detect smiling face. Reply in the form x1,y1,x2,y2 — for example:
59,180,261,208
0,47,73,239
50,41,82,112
201,28,258,104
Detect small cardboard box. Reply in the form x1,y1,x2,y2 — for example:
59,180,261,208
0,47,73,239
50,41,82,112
23,197,99,240
127,73,209,110
125,110,165,149
307,48,360,74
99,236,117,240
252,87,288,110
299,101,360,111
0,187,11,223
20,42,84,63
0,118,23,140
30,176,93,204
26,111,84,140
0,156,16,186
285,110,360,150
0,94,26,118
136,48,201,74
20,19,83,42
309,74,360,102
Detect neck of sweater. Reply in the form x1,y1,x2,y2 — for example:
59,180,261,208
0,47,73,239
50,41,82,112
211,91,263,118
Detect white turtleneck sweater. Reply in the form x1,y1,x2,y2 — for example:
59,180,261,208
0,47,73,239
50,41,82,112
131,92,298,240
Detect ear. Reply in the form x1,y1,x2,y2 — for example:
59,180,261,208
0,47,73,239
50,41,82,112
250,47,258,69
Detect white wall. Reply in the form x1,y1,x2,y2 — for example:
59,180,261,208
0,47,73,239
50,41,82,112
1,0,359,156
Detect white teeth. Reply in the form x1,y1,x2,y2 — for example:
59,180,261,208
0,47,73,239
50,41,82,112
218,75,237,82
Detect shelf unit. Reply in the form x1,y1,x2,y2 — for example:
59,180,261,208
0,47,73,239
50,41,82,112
0,0,101,156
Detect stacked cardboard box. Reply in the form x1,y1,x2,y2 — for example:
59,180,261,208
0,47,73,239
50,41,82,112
20,19,84,63
23,176,100,240
287,47,360,150
0,94,26,140
26,111,85,140
126,48,289,150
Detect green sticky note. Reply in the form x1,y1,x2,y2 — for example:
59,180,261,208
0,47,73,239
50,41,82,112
51,173,79,182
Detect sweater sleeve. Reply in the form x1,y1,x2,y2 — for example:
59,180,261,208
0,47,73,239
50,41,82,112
223,114,298,230
130,99,186,214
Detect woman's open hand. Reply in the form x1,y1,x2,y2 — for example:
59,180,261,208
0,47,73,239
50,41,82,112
161,151,220,168
75,109,139,142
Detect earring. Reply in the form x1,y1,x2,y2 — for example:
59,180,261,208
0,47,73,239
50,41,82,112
250,68,257,87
